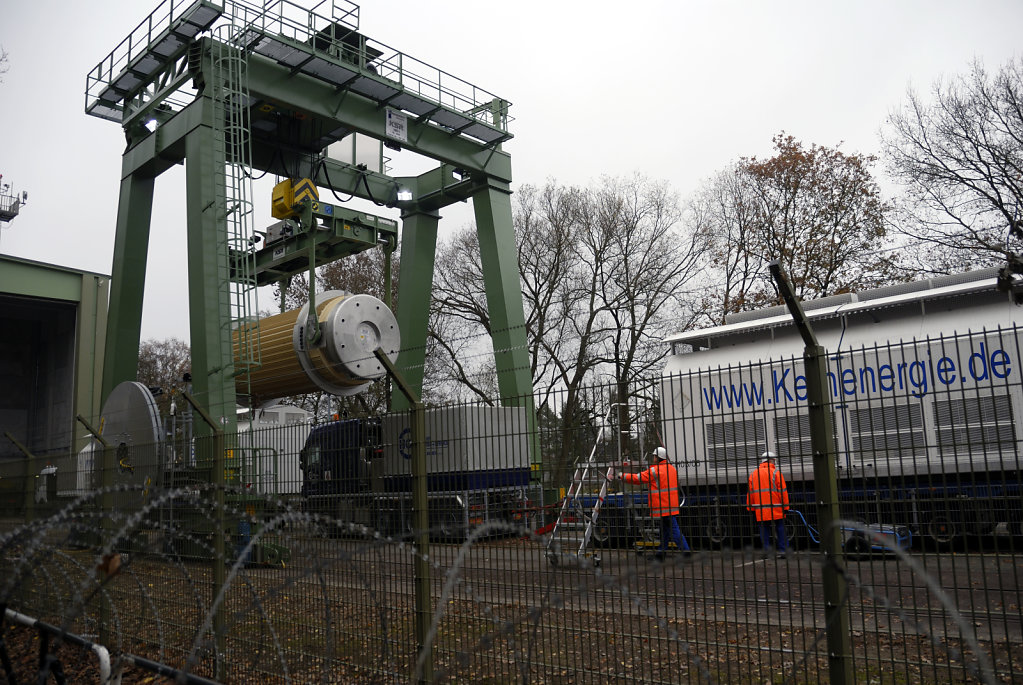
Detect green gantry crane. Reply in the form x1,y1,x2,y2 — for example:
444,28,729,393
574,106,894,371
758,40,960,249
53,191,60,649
86,0,534,429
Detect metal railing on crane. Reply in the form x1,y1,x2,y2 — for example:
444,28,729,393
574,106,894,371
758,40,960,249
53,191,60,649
84,0,511,147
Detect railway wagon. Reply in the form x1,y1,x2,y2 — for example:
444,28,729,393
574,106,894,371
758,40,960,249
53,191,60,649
653,268,1023,550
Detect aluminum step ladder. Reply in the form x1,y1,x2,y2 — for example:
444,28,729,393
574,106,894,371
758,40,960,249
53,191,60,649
544,411,616,568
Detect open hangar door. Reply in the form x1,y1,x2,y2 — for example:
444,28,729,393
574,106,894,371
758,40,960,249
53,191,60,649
0,293,78,462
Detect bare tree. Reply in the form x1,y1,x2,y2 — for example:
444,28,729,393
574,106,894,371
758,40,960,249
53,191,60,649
279,246,396,310
882,58,1023,273
428,181,590,406
515,182,588,407
690,165,761,320
137,338,191,416
430,175,706,487
696,134,900,323
427,226,499,403
590,176,707,437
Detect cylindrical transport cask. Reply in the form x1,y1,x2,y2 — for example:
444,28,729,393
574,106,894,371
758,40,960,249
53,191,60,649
234,290,399,402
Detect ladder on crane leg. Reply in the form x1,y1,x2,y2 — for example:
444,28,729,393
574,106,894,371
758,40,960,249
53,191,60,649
210,23,261,389
544,410,616,568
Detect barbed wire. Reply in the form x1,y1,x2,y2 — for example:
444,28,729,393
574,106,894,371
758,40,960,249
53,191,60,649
2,485,1007,684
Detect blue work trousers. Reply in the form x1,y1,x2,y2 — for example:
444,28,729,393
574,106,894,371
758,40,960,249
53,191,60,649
758,518,788,553
659,515,690,552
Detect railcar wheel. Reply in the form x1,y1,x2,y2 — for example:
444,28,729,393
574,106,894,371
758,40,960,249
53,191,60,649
263,545,281,567
927,515,958,547
896,526,912,551
705,516,728,548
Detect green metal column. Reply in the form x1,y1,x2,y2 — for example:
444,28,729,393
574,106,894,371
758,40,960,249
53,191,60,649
391,207,440,411
101,170,155,401
473,183,533,404
185,122,237,430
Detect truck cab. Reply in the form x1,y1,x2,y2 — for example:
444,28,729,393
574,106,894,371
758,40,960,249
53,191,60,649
300,418,383,501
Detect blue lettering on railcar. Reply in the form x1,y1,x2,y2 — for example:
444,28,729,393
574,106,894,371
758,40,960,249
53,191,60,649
699,345,1013,412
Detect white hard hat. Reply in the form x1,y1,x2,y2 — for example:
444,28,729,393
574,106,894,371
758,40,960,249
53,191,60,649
762,451,777,461
649,446,668,462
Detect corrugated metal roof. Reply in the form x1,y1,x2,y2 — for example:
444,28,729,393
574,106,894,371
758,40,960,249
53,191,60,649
665,269,1003,348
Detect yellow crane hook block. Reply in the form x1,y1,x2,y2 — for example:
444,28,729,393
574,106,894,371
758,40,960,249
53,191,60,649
272,178,319,219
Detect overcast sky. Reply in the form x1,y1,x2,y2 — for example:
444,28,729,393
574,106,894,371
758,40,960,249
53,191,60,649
1,0,1021,340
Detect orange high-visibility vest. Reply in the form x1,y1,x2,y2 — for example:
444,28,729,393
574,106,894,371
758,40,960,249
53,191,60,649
746,461,789,522
623,460,680,518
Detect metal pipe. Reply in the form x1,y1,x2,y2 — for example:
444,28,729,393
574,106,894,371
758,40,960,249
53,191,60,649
4,608,112,684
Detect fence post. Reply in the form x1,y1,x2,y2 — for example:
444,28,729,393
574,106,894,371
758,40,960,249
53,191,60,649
4,432,38,523
74,415,114,646
375,348,432,685
769,262,854,685
181,391,227,682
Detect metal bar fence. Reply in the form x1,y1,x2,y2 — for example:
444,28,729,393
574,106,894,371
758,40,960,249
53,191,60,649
1,326,1022,682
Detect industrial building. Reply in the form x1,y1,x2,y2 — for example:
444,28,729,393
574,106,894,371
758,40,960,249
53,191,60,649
0,255,108,463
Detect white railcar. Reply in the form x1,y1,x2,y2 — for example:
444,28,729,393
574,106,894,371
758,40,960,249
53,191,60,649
658,268,1023,548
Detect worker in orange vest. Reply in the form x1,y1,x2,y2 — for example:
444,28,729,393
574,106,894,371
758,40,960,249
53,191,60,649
621,447,689,559
746,451,790,556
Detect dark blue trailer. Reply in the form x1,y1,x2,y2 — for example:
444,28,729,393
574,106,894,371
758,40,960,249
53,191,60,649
300,407,532,539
